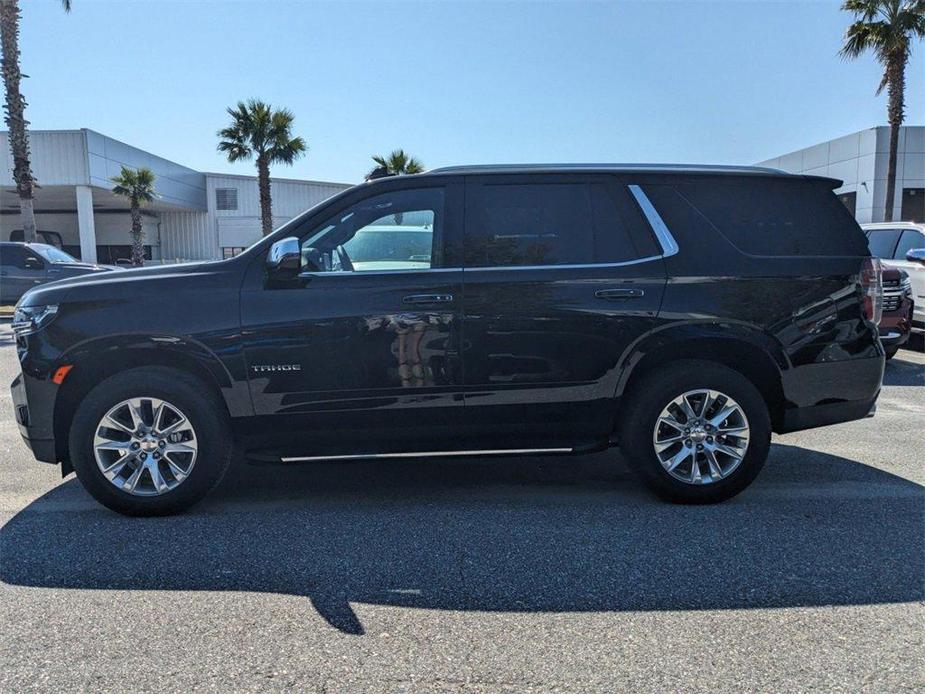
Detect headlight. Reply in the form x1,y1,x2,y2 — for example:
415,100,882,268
11,305,59,337
901,277,912,297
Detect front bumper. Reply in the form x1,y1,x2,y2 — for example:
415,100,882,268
11,371,59,464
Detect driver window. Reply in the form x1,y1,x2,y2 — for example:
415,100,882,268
300,188,444,272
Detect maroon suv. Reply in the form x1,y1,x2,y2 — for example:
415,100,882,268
880,268,914,359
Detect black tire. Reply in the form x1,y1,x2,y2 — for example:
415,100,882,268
619,359,771,504
884,345,899,360
69,366,233,516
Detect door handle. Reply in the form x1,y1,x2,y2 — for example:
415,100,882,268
402,293,454,304
595,288,645,300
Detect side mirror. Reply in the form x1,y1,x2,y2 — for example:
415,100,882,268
905,248,925,265
23,256,43,270
266,237,301,278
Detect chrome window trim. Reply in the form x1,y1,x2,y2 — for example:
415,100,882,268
297,184,681,277
299,266,462,278
462,256,664,272
298,255,668,278
627,184,680,258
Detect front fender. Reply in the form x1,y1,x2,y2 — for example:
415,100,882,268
55,333,252,418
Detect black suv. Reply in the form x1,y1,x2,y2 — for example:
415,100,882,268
10,165,885,515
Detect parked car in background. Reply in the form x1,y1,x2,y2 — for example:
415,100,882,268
878,268,914,358
864,222,925,337
8,229,65,249
11,164,886,516
0,243,117,305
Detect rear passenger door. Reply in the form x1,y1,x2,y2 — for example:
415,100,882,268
460,174,668,445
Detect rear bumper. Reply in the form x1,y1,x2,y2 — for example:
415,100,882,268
778,396,877,434
777,355,884,434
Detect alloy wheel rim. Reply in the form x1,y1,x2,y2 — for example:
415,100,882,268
93,397,198,496
652,389,750,485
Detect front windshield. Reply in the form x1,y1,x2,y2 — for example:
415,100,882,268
34,245,78,264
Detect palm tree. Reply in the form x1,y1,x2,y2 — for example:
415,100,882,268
111,166,156,267
0,0,71,243
841,0,925,222
371,149,424,176
217,99,307,237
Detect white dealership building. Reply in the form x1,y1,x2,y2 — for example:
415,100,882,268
4,126,922,265
756,125,924,224
0,129,351,264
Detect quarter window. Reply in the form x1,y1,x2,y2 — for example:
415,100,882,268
464,181,657,268
300,188,444,272
652,179,869,257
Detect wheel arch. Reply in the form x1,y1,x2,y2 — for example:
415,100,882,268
53,337,245,467
615,324,788,432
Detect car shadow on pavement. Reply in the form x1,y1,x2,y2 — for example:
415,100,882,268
883,354,925,386
2,444,922,635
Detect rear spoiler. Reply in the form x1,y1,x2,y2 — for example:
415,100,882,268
801,175,843,189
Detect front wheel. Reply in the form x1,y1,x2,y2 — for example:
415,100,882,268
69,367,233,516
619,360,771,504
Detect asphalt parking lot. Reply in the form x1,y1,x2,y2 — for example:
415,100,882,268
0,322,922,693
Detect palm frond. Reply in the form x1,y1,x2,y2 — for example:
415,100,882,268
218,99,306,166
371,149,424,174
840,0,924,93
110,166,157,205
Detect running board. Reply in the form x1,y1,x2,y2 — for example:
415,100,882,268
279,447,573,463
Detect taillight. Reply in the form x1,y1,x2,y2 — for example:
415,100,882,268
860,257,883,325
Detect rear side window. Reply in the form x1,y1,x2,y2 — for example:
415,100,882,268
866,229,902,259
464,180,657,267
654,178,869,257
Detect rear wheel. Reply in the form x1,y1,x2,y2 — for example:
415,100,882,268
69,367,233,516
619,360,771,504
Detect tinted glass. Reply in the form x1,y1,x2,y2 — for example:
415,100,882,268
465,181,656,267
0,245,27,268
33,245,77,263
866,229,902,258
301,188,444,272
663,178,869,256
894,229,925,259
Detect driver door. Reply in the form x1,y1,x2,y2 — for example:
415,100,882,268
239,179,465,455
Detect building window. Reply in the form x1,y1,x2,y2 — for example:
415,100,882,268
215,188,238,211
901,188,924,223
222,247,246,259
837,191,857,217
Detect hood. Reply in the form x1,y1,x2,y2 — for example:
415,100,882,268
18,259,229,307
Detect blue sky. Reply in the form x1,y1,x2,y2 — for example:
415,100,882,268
23,0,925,184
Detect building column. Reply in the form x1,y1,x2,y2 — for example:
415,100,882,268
75,186,97,263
